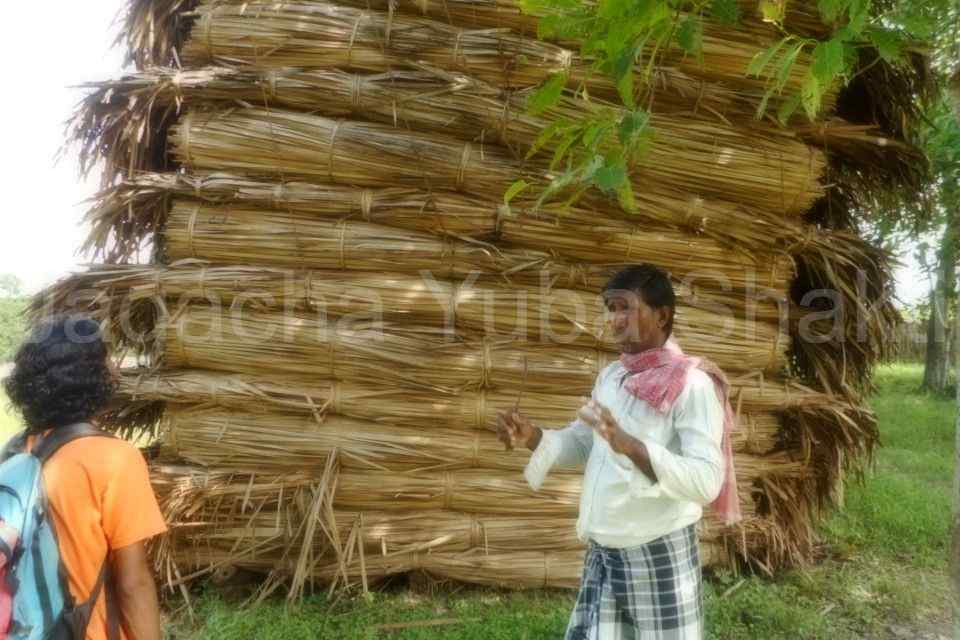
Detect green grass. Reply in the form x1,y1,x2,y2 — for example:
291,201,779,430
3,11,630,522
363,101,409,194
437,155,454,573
163,363,953,640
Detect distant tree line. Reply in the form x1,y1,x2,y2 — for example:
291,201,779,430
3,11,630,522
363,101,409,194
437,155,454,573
0,275,27,363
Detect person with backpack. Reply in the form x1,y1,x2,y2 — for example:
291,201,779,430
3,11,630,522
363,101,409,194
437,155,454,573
0,314,166,640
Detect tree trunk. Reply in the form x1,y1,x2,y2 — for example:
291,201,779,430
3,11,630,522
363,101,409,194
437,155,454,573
948,68,959,640
953,305,960,640
923,223,956,392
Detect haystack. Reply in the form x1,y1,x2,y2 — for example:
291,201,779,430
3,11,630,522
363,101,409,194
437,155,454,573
37,0,926,593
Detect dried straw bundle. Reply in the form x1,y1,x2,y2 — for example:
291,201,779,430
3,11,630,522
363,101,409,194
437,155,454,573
332,459,805,520
80,172,814,274
148,460,809,584
787,231,900,396
163,201,790,300
46,262,788,359
72,68,823,215
335,468,581,517
113,368,849,428
163,201,551,278
151,376,782,456
170,108,526,197
160,305,783,394
107,369,876,490
166,107,830,252
162,305,610,392
167,544,589,588
180,0,816,114
498,210,796,296
39,261,787,328
182,1,572,88
151,465,575,559
157,409,814,557
319,0,833,112
164,406,537,472
118,0,200,68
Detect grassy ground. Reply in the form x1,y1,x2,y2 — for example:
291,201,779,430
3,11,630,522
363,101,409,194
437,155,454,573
150,364,960,638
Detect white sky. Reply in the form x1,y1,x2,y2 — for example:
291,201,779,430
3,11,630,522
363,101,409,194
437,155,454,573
0,3,930,307
0,2,126,294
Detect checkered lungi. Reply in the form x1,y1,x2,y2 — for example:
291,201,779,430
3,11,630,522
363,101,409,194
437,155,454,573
565,525,704,640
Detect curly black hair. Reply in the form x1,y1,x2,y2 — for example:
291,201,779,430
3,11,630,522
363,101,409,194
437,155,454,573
2,314,117,431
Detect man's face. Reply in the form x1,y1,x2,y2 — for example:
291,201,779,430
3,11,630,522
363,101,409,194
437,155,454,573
604,290,669,354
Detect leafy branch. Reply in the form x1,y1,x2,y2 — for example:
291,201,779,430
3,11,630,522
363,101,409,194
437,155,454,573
513,0,935,213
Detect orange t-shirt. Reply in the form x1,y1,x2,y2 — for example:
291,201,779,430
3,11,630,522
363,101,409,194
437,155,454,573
29,435,167,640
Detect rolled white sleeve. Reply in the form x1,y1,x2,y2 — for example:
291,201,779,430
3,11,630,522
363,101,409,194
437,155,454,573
626,370,725,505
524,367,608,491
524,418,594,490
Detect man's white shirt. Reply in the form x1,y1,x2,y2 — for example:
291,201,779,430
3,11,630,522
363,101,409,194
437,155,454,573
524,360,725,548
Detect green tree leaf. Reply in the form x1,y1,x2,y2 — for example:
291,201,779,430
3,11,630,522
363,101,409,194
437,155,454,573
676,16,704,58
774,41,807,90
801,73,822,119
747,37,791,77
503,180,531,205
709,0,740,24
759,0,787,25
817,0,845,23
866,28,906,64
617,178,636,213
618,109,650,146
593,162,628,193
777,93,803,125
846,0,870,33
616,69,636,109
527,72,569,116
892,10,936,39
550,130,580,170
525,120,568,160
811,38,846,85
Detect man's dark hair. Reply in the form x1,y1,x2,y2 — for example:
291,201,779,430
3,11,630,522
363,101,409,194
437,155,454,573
602,264,677,336
3,315,116,432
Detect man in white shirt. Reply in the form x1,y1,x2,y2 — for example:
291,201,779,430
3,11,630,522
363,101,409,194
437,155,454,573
497,264,735,640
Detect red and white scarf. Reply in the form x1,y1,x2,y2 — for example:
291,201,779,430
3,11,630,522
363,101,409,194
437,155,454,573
619,340,742,526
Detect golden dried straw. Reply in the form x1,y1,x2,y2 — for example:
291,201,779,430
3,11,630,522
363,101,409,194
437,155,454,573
162,305,611,393
41,260,788,326
79,171,823,281
162,200,792,299
332,459,804,519
72,68,824,217
166,106,825,252
113,367,848,430
143,374,782,456
170,108,527,196
160,304,783,393
47,262,788,360
148,459,834,585
180,0,821,115
498,209,797,296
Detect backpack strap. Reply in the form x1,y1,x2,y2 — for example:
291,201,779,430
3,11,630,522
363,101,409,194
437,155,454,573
0,431,29,464
32,423,113,465
35,424,121,640
63,558,120,640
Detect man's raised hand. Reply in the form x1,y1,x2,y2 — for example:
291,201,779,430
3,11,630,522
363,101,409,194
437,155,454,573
578,401,629,454
496,409,542,451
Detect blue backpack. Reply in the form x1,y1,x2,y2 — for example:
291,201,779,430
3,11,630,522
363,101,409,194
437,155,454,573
0,424,119,640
